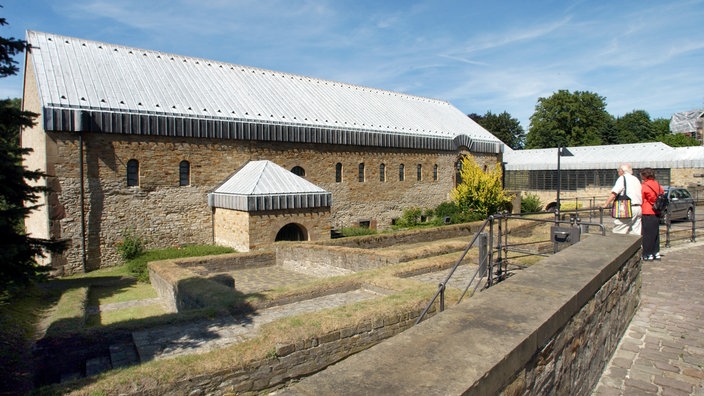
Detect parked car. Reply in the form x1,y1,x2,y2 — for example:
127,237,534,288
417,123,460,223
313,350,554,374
662,187,695,222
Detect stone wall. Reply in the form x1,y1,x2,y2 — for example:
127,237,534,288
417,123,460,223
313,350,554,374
142,307,427,395
322,222,474,249
247,208,331,250
36,131,498,274
672,167,704,189
213,208,250,251
283,234,642,395
276,244,400,273
149,250,275,312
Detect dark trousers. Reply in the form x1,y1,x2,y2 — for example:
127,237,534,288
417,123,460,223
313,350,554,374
642,214,660,257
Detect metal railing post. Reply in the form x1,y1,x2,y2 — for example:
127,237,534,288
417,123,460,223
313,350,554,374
439,283,445,312
691,206,697,242
488,216,495,287
478,232,488,278
665,207,672,248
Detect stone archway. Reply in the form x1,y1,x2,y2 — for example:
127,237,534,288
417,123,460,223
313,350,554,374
275,223,308,242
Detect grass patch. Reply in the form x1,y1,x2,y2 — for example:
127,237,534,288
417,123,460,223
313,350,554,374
86,303,169,327
128,245,236,282
89,281,158,305
0,286,48,394
43,286,89,337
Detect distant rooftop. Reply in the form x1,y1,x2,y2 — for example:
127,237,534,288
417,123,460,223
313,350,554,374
670,110,704,134
504,142,704,171
25,30,502,154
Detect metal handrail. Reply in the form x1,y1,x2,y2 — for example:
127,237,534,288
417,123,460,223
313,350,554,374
415,217,491,325
414,211,609,325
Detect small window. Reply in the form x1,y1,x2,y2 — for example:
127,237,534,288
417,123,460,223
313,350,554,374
335,163,343,183
380,163,386,182
291,166,305,177
126,159,139,187
433,164,438,181
358,163,365,182
399,164,405,181
179,160,190,186
417,164,422,181
359,220,371,228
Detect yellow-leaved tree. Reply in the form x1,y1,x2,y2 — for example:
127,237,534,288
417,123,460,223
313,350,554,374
450,156,513,217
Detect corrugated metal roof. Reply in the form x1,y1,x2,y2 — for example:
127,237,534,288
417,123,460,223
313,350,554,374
208,160,332,211
26,30,502,153
504,142,704,171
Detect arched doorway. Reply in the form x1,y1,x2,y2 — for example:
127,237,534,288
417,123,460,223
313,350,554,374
275,223,308,242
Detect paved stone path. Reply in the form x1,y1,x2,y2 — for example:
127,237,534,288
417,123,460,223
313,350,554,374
131,288,383,361
594,240,704,395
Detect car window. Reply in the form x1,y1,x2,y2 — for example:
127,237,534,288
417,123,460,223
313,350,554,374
679,189,692,199
670,189,680,199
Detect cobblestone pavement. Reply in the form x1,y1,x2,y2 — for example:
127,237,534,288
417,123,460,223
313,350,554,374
594,240,704,395
223,265,317,294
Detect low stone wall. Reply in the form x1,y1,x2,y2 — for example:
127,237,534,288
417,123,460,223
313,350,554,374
276,243,400,273
155,309,427,395
323,222,475,249
174,250,275,273
284,233,642,395
148,250,275,312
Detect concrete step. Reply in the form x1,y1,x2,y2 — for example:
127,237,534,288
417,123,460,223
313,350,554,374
109,341,140,368
85,356,111,377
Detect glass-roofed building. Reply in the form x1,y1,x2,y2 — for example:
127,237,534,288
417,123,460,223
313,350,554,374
503,142,704,210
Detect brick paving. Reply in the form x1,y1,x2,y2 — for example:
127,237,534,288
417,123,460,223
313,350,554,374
593,240,704,396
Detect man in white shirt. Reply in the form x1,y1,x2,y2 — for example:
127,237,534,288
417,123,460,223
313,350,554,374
604,164,642,235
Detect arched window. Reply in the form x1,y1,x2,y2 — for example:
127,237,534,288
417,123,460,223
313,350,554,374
358,163,365,182
417,164,422,181
335,163,343,183
399,164,405,181
126,159,139,187
179,160,190,186
291,166,305,177
433,164,438,181
380,163,386,182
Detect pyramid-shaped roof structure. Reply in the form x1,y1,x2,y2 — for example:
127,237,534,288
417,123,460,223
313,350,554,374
208,160,331,211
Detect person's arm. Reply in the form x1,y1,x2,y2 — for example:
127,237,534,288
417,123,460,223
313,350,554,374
604,192,617,208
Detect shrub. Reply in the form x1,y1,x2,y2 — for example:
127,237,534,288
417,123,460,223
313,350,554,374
116,229,145,261
394,207,423,228
521,193,543,213
340,227,377,237
451,156,513,216
429,201,474,225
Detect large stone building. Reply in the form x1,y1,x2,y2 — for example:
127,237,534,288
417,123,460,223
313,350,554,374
21,31,503,275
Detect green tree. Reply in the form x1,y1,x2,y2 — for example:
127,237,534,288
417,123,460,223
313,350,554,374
652,117,670,137
0,19,64,296
450,156,513,217
469,111,525,149
615,110,655,143
657,132,701,147
526,90,613,148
